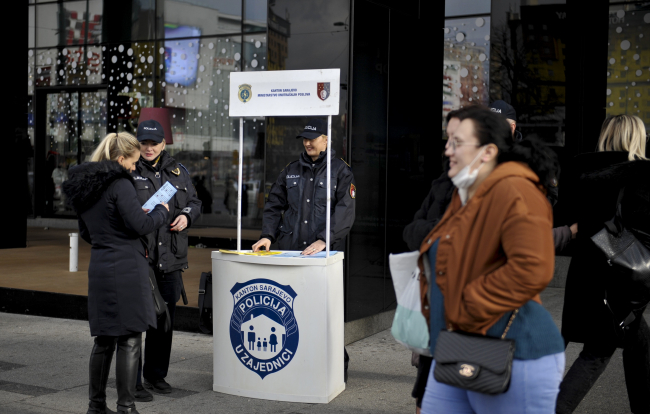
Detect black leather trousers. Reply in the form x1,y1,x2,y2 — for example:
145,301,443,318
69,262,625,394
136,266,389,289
88,332,142,413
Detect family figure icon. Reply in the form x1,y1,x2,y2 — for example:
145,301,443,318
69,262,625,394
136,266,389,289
241,314,286,359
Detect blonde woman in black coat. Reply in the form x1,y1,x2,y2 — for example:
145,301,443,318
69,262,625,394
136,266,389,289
557,115,650,414
63,133,169,414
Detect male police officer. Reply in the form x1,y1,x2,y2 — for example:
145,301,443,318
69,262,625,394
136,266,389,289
131,120,201,400
252,118,355,255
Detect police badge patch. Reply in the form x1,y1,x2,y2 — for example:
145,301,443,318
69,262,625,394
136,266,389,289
317,82,330,101
229,278,299,379
350,183,356,199
238,84,252,103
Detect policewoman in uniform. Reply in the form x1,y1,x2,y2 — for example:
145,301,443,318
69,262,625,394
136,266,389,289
131,120,201,399
252,118,356,255
252,118,355,380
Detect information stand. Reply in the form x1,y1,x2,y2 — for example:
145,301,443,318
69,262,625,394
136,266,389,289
212,251,345,403
211,69,344,403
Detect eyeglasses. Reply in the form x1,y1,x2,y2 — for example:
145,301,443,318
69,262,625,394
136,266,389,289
449,139,481,151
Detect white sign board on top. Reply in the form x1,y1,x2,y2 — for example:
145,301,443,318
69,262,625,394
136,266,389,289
229,69,340,117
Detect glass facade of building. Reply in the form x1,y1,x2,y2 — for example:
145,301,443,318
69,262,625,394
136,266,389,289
23,0,650,322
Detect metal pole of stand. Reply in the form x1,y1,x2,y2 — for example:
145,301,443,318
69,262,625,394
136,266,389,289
69,232,78,272
237,117,244,251
326,115,331,258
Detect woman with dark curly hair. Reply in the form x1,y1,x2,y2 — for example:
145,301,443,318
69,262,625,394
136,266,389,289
418,106,565,413
63,133,169,414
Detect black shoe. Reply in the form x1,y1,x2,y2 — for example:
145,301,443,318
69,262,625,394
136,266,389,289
116,408,140,414
143,378,172,394
87,403,116,414
133,384,153,402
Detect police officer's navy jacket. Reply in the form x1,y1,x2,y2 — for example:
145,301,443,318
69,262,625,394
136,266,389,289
261,149,355,250
132,151,201,273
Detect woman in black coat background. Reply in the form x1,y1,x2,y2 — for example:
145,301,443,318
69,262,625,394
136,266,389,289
63,133,168,414
557,115,650,414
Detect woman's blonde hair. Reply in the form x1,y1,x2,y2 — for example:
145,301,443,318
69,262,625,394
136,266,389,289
597,114,647,160
90,132,140,162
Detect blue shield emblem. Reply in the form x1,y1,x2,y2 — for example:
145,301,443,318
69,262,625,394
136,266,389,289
229,279,299,379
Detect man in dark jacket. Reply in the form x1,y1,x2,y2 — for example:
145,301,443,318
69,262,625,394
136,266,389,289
403,109,459,413
252,118,355,255
131,120,202,399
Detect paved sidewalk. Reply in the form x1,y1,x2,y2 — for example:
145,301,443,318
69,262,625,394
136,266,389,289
0,288,648,414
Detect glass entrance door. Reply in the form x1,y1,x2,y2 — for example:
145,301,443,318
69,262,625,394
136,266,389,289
36,88,107,217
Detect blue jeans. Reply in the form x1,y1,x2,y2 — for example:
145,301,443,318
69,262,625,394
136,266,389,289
422,353,565,414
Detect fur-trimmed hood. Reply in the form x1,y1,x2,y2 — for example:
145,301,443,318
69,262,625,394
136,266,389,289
62,160,133,213
582,156,650,187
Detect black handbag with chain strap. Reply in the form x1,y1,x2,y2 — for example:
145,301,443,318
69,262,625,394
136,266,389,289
433,310,518,395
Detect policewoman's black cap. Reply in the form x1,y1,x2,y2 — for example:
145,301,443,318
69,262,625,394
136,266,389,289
296,118,326,140
489,100,517,122
136,119,165,143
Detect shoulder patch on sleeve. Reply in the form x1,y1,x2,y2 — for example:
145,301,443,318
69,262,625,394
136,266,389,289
350,183,356,199
178,163,190,175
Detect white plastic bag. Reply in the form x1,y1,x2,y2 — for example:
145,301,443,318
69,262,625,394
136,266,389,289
389,251,432,356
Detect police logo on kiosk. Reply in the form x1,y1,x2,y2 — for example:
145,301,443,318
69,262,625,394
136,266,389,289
238,84,252,103
317,82,330,101
229,278,299,379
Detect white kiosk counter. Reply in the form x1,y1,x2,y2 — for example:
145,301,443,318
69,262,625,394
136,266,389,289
211,251,346,403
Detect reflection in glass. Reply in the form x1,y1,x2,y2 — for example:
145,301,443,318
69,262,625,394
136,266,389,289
244,0,267,32
443,16,490,131
45,92,79,216
243,34,267,71
164,0,242,37
445,0,490,18
606,4,650,131
36,2,88,48
87,0,104,44
80,91,108,162
34,48,87,87
490,1,566,145
29,6,35,48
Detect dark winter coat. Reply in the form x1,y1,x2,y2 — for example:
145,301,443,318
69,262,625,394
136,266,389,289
132,151,201,273
63,161,168,337
561,151,650,346
261,150,355,251
402,171,455,251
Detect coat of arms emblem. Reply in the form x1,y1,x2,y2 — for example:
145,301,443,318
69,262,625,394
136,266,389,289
317,82,330,101
238,84,252,103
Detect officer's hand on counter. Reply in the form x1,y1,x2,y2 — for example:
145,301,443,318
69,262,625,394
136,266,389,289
252,238,271,252
170,213,187,231
302,240,326,256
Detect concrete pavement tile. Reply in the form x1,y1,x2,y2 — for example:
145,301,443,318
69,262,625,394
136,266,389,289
22,383,174,414
0,402,69,413
164,354,214,393
0,389,32,404
0,380,59,397
136,390,312,414
0,355,90,390
0,361,26,372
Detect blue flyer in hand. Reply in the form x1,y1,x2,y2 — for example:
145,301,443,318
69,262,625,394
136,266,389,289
142,181,177,212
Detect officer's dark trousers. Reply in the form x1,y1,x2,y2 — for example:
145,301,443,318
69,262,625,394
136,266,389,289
89,333,141,412
138,269,182,383
556,315,650,414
